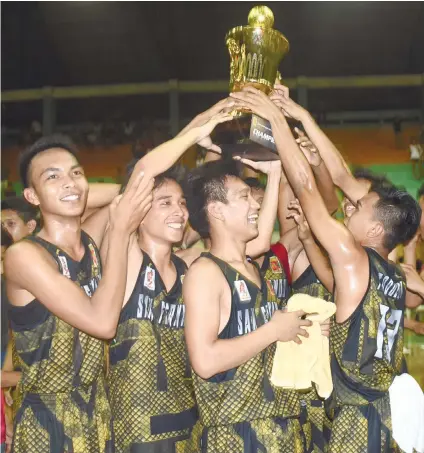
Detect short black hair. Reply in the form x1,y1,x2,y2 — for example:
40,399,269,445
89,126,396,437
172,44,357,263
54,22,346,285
352,167,392,188
120,159,185,195
19,134,79,188
371,185,421,251
417,183,424,199
184,159,242,238
244,177,265,191
1,196,38,223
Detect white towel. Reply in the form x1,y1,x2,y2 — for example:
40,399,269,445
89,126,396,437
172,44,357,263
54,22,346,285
389,373,424,453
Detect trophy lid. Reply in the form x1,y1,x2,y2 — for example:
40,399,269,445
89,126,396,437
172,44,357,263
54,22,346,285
225,5,289,54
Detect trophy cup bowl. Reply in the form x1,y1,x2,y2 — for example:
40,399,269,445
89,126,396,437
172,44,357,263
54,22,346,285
218,6,290,161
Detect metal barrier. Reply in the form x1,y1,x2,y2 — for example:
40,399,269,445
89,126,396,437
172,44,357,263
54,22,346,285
2,74,424,136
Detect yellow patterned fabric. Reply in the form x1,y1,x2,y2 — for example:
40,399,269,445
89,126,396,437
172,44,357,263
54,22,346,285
292,265,332,302
328,248,405,452
109,253,198,453
10,232,112,453
193,253,301,453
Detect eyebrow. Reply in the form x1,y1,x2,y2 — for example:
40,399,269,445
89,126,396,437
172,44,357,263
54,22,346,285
157,195,172,201
40,164,81,177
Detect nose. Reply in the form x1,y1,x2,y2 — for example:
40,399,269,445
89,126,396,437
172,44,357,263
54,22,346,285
62,174,76,189
250,195,261,211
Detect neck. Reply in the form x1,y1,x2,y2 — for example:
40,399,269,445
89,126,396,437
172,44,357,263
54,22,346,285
362,241,389,260
138,234,173,270
38,213,82,249
209,228,248,263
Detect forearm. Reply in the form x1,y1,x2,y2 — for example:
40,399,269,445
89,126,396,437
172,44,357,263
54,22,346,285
278,175,296,236
141,129,197,177
90,228,131,336
192,322,276,379
86,184,120,209
301,114,366,202
1,371,21,388
406,289,423,308
271,113,317,198
301,237,334,292
404,246,417,266
301,113,350,184
312,162,339,215
246,170,280,258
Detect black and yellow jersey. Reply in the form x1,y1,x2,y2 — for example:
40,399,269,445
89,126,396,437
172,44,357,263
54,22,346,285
292,265,332,302
193,252,303,453
9,231,112,453
259,249,290,307
108,252,197,453
328,247,405,453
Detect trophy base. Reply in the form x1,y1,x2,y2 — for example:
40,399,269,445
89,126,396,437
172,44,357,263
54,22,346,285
216,115,280,162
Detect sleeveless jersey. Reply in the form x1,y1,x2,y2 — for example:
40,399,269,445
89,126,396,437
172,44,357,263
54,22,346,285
9,231,112,453
328,247,405,453
193,253,303,453
108,252,197,453
292,264,332,302
259,249,290,307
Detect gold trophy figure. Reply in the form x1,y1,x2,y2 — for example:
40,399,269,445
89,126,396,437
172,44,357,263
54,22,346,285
219,6,290,160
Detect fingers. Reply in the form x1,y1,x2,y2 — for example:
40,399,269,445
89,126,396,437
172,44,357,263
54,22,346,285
294,127,305,138
233,157,256,168
273,84,289,98
293,336,302,345
299,318,313,327
297,328,309,338
207,144,222,154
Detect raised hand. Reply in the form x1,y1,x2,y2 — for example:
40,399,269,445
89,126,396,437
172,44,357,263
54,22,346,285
179,98,235,153
294,127,322,167
401,263,424,296
233,156,282,176
287,199,312,242
193,111,234,153
269,84,308,122
270,309,312,344
230,86,282,122
109,170,154,235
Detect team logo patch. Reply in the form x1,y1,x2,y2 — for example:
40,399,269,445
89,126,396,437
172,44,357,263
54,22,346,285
88,243,99,269
266,280,275,296
234,280,251,302
58,255,71,279
269,256,282,274
144,266,156,291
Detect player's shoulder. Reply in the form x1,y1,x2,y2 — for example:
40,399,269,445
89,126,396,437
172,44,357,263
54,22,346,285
4,238,54,272
185,255,223,280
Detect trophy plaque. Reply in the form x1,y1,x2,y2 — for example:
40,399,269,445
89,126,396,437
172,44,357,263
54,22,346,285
219,5,290,161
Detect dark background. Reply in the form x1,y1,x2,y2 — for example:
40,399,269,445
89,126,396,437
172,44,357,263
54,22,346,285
2,1,424,126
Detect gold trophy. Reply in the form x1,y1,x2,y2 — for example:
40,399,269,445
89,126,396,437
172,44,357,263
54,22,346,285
220,6,290,160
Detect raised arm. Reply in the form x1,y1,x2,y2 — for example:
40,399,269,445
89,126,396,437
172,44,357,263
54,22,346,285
287,199,334,292
5,172,154,340
184,258,311,379
231,88,369,321
235,159,282,258
403,234,423,308
271,85,367,205
294,128,339,215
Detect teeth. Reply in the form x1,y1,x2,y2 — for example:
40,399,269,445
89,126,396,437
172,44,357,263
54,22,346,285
248,214,258,224
61,195,79,201
167,223,183,229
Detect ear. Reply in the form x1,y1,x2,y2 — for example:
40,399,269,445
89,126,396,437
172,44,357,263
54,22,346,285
207,201,224,223
26,219,37,234
23,187,40,207
366,221,384,240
